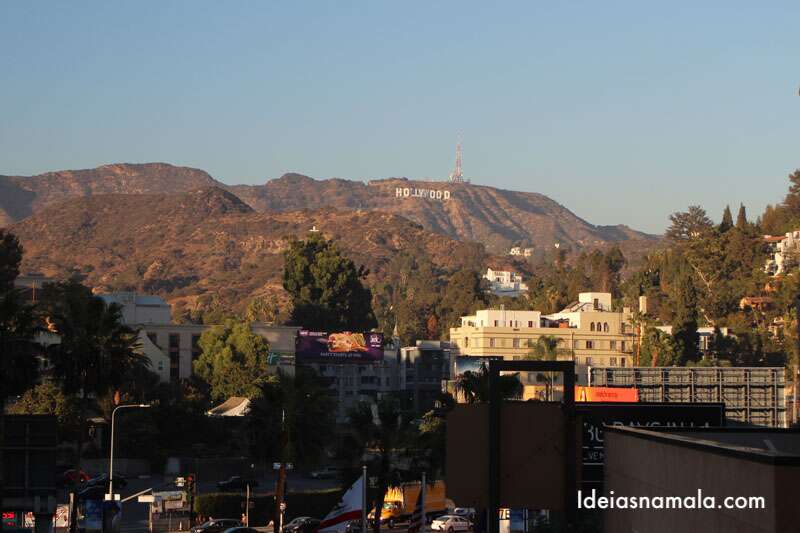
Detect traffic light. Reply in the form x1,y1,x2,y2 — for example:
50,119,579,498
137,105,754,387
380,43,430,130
187,474,196,494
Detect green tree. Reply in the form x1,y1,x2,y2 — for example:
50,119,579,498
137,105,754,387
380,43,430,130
248,367,334,466
665,205,714,241
437,268,488,335
193,319,272,400
245,296,283,324
283,235,377,331
344,397,411,533
668,266,700,365
735,203,748,230
720,205,733,233
8,381,82,439
40,280,145,463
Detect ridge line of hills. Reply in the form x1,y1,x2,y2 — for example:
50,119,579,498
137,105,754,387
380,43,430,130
1,162,659,254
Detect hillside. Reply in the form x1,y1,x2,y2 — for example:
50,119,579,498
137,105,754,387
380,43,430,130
230,174,657,253
10,188,487,315
0,163,220,226
1,163,657,253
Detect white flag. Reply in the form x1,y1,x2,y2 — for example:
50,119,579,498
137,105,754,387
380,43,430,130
318,476,364,533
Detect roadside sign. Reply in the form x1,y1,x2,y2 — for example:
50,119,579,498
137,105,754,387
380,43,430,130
104,494,121,501
175,477,186,487
138,495,155,503
272,463,294,470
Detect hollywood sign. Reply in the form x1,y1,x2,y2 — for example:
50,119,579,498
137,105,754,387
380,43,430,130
395,187,451,201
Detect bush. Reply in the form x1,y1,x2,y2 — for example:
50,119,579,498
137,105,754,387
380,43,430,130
194,489,341,526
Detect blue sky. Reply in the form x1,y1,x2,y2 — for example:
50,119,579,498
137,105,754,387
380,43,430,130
2,2,799,233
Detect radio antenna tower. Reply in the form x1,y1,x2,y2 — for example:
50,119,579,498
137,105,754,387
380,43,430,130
449,141,466,183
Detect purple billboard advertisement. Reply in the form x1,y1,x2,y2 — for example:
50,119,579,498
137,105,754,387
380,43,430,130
296,331,384,363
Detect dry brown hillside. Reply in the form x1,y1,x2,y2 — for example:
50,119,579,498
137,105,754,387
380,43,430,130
10,187,487,315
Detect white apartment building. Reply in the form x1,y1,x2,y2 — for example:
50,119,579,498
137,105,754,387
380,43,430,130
509,247,534,257
484,268,529,298
99,292,172,325
764,231,800,276
450,293,635,381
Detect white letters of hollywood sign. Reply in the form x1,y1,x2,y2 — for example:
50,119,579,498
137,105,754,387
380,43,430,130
395,187,451,201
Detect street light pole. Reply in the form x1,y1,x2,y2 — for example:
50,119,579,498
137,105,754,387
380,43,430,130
109,404,150,498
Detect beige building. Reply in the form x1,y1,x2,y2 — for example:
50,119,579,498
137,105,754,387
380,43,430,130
140,322,298,382
449,292,634,377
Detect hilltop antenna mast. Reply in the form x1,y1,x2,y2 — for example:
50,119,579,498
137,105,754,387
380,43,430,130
449,141,467,183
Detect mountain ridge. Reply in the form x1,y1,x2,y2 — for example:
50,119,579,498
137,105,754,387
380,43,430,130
1,163,658,253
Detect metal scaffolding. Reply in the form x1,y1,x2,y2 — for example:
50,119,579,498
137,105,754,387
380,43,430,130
588,366,786,428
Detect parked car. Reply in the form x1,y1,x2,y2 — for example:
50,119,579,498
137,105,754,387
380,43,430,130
216,476,258,491
309,466,343,479
282,517,321,533
431,515,471,532
191,519,243,533
222,528,259,533
56,468,89,487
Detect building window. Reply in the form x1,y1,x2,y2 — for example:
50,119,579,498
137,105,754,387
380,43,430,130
603,323,609,332
490,338,496,348
512,338,520,348
620,358,626,367
610,357,617,366
586,340,594,349
494,320,499,327
610,340,617,350
586,356,592,366
590,322,595,332
157,361,164,371
573,340,579,349
464,337,469,347
528,321,533,328
621,341,626,351
168,333,180,381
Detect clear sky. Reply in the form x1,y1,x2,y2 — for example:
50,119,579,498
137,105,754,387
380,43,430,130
2,1,799,234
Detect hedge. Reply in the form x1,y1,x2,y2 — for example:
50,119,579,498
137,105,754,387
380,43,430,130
194,490,342,526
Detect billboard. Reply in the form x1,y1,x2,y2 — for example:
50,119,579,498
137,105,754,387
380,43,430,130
296,331,384,363
578,402,725,490
576,386,638,402
454,356,503,376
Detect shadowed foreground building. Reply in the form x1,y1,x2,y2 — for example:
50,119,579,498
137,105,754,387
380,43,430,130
603,426,800,533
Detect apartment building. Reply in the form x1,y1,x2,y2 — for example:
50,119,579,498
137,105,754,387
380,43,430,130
483,267,529,298
764,230,800,276
449,293,635,374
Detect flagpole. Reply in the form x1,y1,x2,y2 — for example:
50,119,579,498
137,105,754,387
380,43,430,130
421,472,426,531
361,465,367,533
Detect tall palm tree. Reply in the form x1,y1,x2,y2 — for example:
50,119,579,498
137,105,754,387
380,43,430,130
526,336,574,400
345,397,411,533
39,280,145,464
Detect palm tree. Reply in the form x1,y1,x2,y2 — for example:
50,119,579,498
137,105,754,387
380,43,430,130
526,336,574,400
39,280,145,464
453,362,523,404
344,397,411,533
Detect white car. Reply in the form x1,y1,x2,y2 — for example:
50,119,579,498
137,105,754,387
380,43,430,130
431,515,471,532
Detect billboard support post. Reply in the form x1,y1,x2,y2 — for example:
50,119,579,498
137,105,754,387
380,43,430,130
488,360,576,533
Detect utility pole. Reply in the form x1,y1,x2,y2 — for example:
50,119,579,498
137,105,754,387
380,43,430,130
275,408,287,532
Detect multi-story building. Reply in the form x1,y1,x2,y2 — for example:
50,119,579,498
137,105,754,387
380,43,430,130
483,267,529,298
99,292,171,325
400,340,452,413
99,291,297,383
449,292,635,382
764,231,800,276
655,325,733,354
